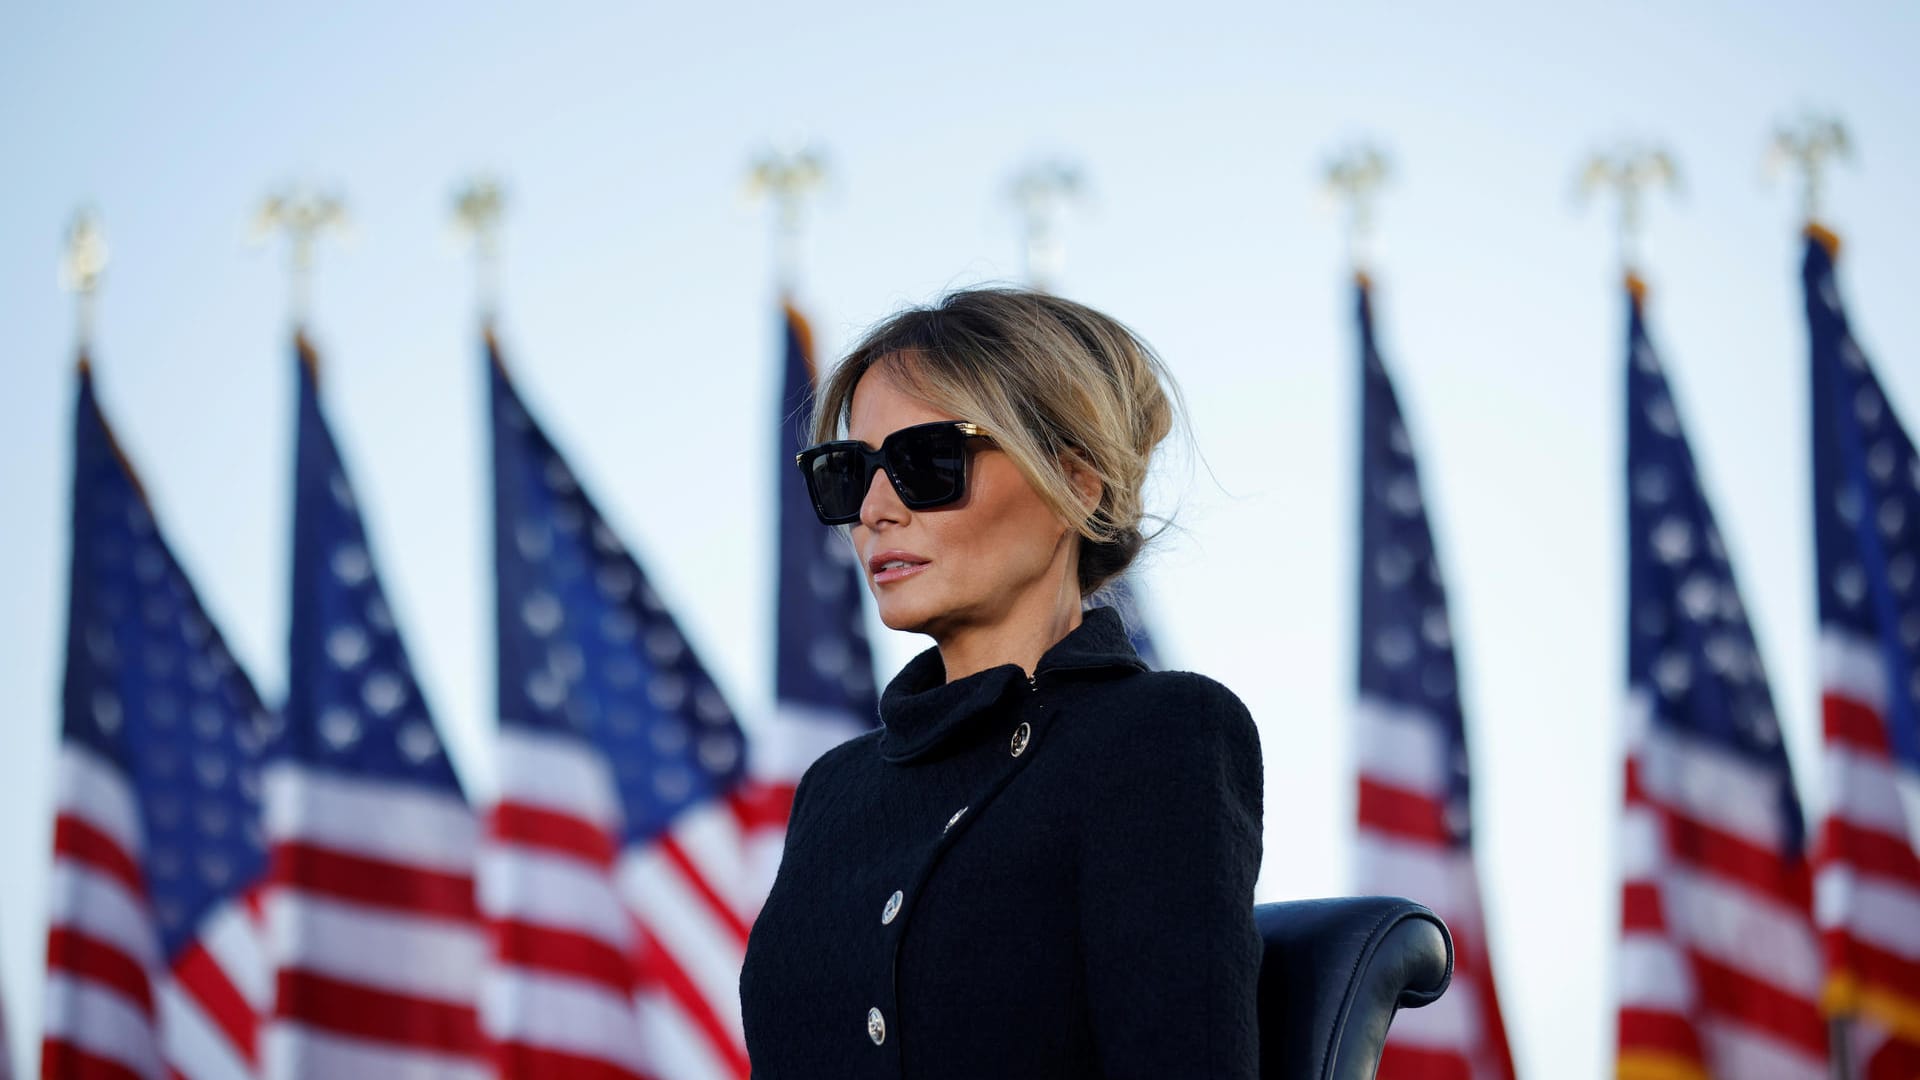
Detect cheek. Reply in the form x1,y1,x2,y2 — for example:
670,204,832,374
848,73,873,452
934,457,1063,574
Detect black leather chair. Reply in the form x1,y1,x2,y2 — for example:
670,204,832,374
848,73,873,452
1254,897,1454,1080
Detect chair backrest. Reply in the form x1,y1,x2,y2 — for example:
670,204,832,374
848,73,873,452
1252,896,1453,1080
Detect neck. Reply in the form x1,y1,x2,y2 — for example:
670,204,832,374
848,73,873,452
935,577,1085,683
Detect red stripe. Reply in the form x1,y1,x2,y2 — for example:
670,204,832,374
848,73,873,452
39,1039,148,1080
1622,756,1658,810
269,842,477,921
172,939,257,1064
492,1040,656,1080
631,922,751,1077
1823,927,1920,999
1378,1042,1471,1080
490,803,615,867
1825,693,1893,754
1645,801,1813,909
54,816,144,897
1356,778,1451,845
1686,949,1827,1057
726,779,794,834
493,919,634,995
1865,1036,1920,1080
46,929,153,1018
275,968,483,1058
1617,1006,1704,1061
1619,882,1667,933
656,834,751,944
1820,816,1920,891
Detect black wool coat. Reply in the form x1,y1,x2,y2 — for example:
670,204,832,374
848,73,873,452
738,604,1266,1078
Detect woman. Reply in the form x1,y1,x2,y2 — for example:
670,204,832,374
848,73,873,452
738,287,1265,1079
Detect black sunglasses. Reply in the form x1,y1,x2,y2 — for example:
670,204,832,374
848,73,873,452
794,421,991,525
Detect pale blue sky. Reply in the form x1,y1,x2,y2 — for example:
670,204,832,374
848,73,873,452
4,3,1917,1075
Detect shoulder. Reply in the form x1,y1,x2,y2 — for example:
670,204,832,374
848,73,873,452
1071,668,1261,770
1088,668,1256,734
786,727,882,829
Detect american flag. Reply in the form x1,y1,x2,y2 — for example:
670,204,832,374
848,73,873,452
763,300,877,798
1803,224,1920,1077
482,333,765,1079
267,336,486,1078
1615,274,1828,1078
46,360,273,1080
1347,274,1515,1079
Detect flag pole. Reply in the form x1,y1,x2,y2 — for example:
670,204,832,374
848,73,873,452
1766,113,1850,240
60,206,108,369
1576,143,1679,290
1007,158,1082,295
745,145,827,304
249,185,349,350
1323,143,1390,284
453,175,506,339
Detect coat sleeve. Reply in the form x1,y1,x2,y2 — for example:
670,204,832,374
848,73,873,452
1074,674,1265,1079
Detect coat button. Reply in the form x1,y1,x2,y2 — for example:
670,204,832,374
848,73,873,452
1010,721,1031,757
943,805,968,833
867,1006,887,1045
881,889,903,924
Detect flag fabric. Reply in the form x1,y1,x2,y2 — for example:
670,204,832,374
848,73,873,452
765,300,877,785
1804,224,1920,1077
266,336,485,1078
1615,275,1828,1078
1348,274,1515,1079
483,334,765,1080
45,360,272,1080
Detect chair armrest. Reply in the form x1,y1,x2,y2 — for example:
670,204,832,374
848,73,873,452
1253,896,1454,1080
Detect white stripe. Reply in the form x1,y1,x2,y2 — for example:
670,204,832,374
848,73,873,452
1814,863,1920,959
1823,743,1916,838
268,890,485,1004
57,743,143,855
494,729,622,828
1616,933,1696,1010
265,764,476,873
1618,804,1665,881
157,978,254,1080
480,845,633,947
665,801,756,918
1351,833,1482,929
196,900,270,1012
48,861,163,971
1637,729,1789,851
635,988,735,1080
43,972,163,1080
264,1024,489,1080
752,703,866,784
1661,868,1824,998
618,848,746,1043
480,964,646,1071
1700,1016,1826,1080
1355,696,1449,798
1384,972,1483,1049
740,823,788,914
1822,628,1888,711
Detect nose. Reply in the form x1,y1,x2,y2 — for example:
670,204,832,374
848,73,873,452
857,462,907,531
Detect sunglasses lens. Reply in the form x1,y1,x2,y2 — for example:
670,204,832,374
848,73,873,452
886,427,967,507
806,447,868,522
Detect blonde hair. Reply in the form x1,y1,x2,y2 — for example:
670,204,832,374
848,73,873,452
810,286,1182,597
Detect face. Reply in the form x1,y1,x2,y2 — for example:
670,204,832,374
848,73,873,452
844,362,1087,641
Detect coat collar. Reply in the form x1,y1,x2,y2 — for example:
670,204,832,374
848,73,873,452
876,605,1147,764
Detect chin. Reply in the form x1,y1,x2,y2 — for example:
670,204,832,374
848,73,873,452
872,587,953,638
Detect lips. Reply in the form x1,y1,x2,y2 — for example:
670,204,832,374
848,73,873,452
867,549,930,585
